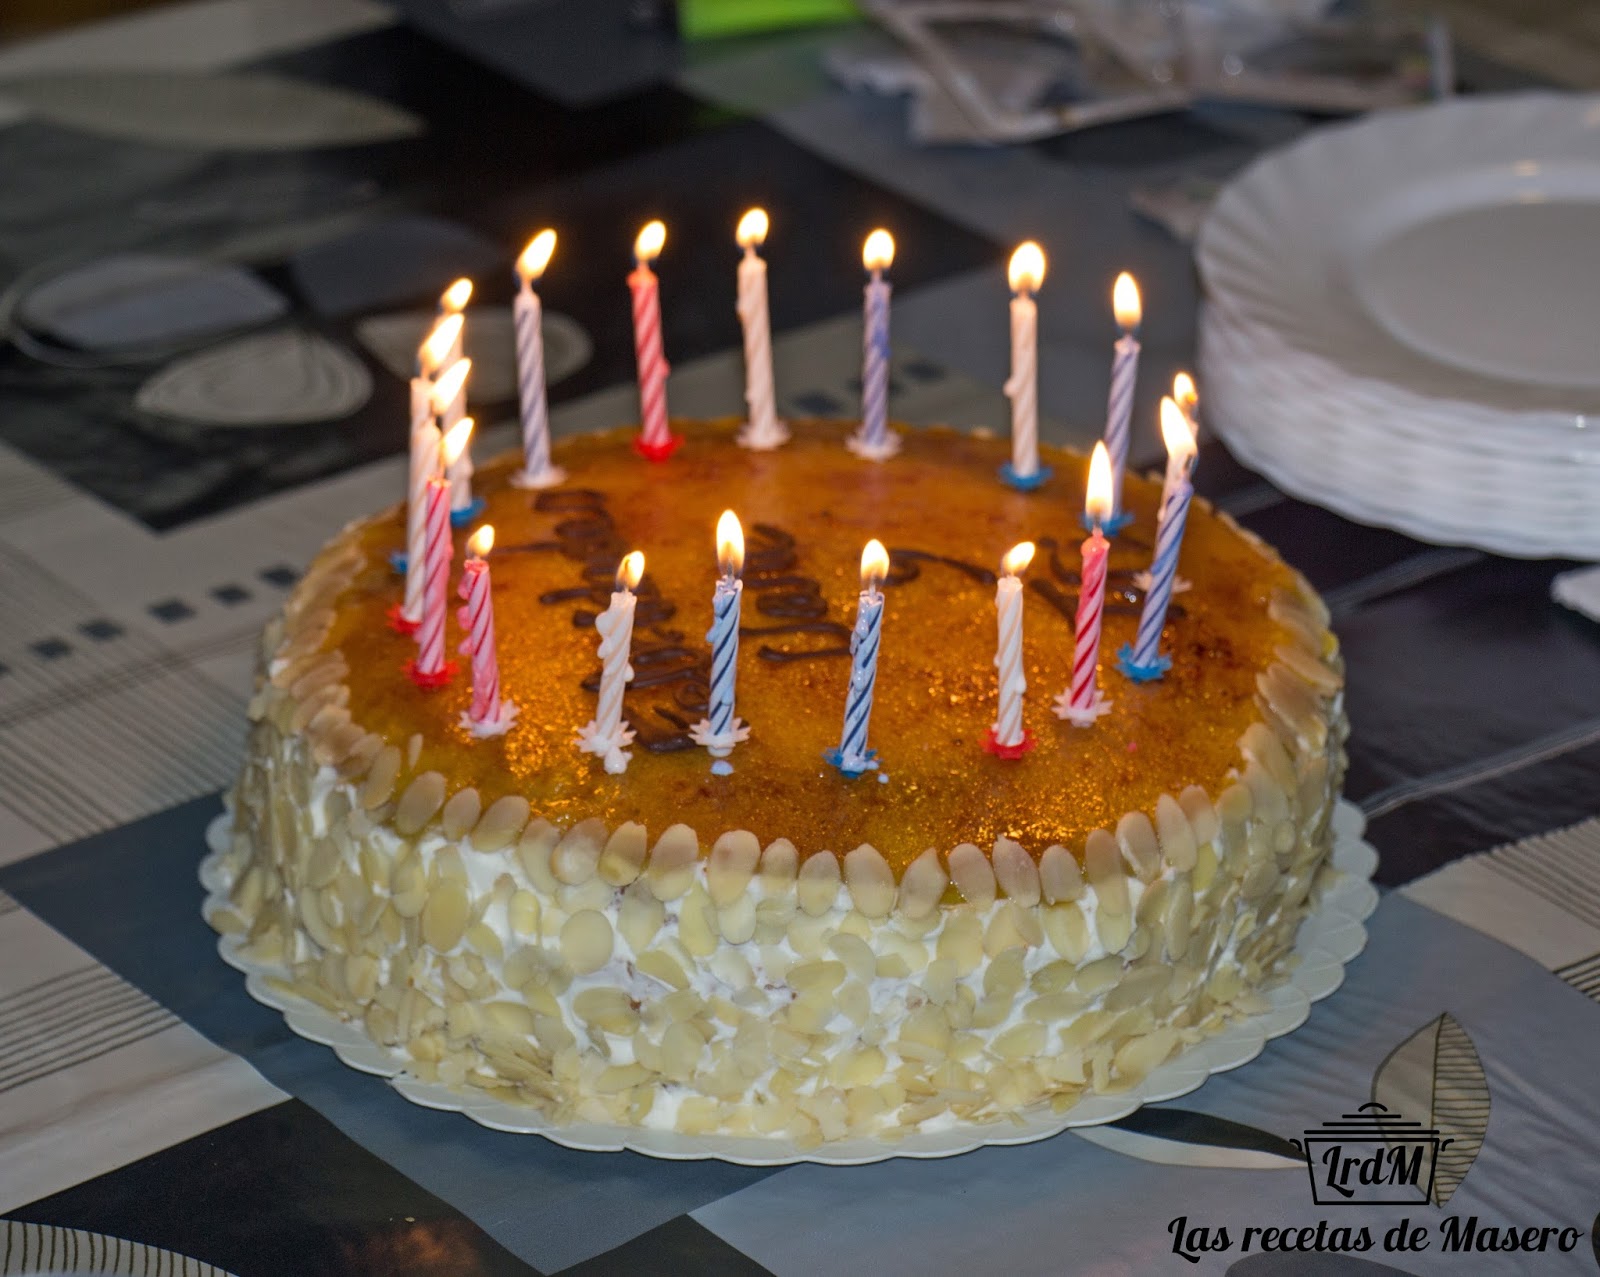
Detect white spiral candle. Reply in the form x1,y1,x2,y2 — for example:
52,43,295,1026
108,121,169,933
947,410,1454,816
991,542,1036,751
577,551,644,774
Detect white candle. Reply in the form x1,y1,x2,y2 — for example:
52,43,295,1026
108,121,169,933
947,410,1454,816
1103,273,1142,527
734,209,788,451
988,541,1036,756
577,551,644,774
848,231,900,461
1003,243,1047,488
826,539,889,776
691,511,750,771
457,525,517,735
510,231,566,490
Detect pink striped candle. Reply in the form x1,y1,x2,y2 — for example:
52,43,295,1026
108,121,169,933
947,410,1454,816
629,221,680,462
407,420,472,689
457,525,517,735
1055,442,1115,726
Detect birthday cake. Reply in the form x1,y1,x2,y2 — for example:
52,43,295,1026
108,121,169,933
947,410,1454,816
212,418,1346,1145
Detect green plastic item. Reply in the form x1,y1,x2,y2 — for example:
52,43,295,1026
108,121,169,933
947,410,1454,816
679,0,861,40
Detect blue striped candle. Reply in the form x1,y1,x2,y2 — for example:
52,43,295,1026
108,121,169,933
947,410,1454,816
826,539,889,776
1119,397,1197,682
691,511,750,773
848,231,900,460
1102,272,1142,527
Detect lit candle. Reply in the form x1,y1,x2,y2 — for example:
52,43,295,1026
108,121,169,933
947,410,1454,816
734,209,788,451
393,318,461,625
1001,243,1049,491
409,418,472,689
629,221,680,462
690,511,750,772
1100,272,1142,531
1119,399,1197,683
1173,370,1199,438
439,278,472,364
457,525,517,735
577,550,644,774
848,230,900,461
825,539,890,776
986,541,1037,758
509,230,567,490
430,359,478,521
1055,443,1114,725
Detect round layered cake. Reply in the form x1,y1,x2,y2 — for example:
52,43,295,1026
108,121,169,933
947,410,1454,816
212,419,1347,1145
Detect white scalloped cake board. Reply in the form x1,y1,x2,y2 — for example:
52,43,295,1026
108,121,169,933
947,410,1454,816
199,802,1379,1167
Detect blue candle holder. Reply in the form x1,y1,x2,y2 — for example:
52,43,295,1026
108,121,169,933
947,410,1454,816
823,746,878,778
449,497,486,528
1082,509,1135,535
1116,643,1170,682
388,550,408,574
998,462,1052,492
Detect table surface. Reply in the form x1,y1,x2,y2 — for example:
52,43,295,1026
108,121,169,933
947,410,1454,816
0,4,1597,1275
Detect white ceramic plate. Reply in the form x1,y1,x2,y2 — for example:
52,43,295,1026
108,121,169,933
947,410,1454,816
1198,94,1600,560
200,803,1379,1167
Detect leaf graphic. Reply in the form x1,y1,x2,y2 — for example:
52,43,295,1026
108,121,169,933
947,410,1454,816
1372,1012,1489,1206
1,71,421,150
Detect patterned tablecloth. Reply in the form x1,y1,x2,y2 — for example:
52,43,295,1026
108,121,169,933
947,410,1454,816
0,3,1597,1274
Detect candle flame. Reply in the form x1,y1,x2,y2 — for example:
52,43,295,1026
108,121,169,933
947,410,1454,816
442,417,474,467
860,538,890,589
1113,272,1142,330
716,509,745,577
469,524,495,557
1085,441,1113,525
1161,396,1197,460
1001,541,1036,577
1008,242,1045,294
420,314,463,375
862,229,895,273
616,550,645,592
736,208,768,249
441,278,473,313
634,220,666,263
518,229,556,282
429,358,471,415
1173,370,1197,415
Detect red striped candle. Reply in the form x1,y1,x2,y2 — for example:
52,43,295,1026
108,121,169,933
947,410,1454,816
456,525,516,735
629,221,680,461
1055,442,1114,726
407,419,472,689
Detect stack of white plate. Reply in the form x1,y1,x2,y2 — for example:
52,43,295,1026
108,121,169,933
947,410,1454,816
1197,92,1600,560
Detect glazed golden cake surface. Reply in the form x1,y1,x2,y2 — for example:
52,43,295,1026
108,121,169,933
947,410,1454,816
330,419,1302,870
